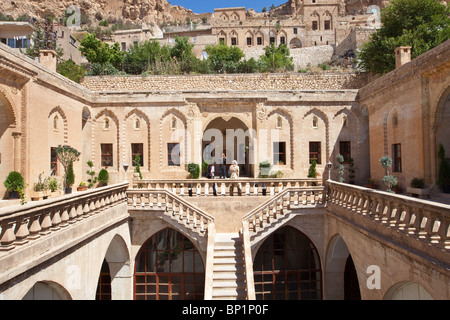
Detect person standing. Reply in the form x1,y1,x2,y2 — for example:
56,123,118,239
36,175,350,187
210,161,217,196
229,160,241,196
220,153,227,179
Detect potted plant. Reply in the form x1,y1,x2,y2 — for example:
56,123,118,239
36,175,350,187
391,182,401,194
379,155,397,193
48,177,60,197
133,155,143,179
336,154,345,182
55,145,80,195
65,161,75,194
366,178,376,189
86,160,97,188
348,158,356,184
98,168,109,186
259,160,271,177
77,181,88,191
31,172,49,201
407,177,429,198
437,144,450,193
4,171,25,199
308,158,317,178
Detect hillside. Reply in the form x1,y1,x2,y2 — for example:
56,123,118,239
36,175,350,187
0,0,212,26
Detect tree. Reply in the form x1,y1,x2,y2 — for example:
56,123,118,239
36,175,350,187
204,43,244,73
170,36,197,73
55,145,81,189
258,43,294,73
124,40,166,74
57,59,86,83
79,33,124,71
357,0,450,74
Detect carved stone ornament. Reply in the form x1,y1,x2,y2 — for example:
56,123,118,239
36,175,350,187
256,104,267,121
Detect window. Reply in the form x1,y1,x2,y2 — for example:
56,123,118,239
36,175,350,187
247,37,252,46
324,20,331,30
231,37,237,46
270,37,276,44
168,143,180,166
121,42,126,51
53,115,59,130
135,118,140,130
312,21,318,30
339,141,351,163
276,116,282,129
273,142,286,165
101,144,113,167
50,147,58,176
132,143,144,167
392,144,402,172
280,36,286,44
293,27,298,34
171,117,177,130
312,116,318,128
309,142,321,164
134,228,205,300
104,118,109,130
219,37,225,44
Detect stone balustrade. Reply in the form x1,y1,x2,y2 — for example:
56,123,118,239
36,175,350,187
242,186,326,234
327,181,450,252
0,183,129,252
131,178,322,197
127,188,215,235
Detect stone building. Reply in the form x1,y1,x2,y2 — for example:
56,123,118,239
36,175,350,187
0,37,448,301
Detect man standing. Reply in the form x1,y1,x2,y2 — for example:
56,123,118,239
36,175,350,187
219,153,227,179
210,161,217,196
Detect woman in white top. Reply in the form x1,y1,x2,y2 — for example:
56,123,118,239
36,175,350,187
229,160,240,179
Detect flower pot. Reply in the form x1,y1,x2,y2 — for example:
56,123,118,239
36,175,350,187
8,191,19,199
31,191,45,201
65,187,72,194
407,187,429,198
77,186,88,192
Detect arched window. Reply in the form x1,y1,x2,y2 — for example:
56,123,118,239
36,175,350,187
276,115,283,129
313,116,318,128
53,115,59,130
104,118,110,130
171,117,177,130
253,226,322,300
135,118,140,130
134,228,205,300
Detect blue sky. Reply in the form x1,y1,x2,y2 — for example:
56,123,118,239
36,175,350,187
169,0,287,14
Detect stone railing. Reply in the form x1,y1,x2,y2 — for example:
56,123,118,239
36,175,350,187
327,181,450,253
127,188,214,235
0,183,129,252
131,178,322,197
242,186,326,234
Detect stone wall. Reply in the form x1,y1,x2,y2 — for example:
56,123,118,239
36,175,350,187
80,72,368,92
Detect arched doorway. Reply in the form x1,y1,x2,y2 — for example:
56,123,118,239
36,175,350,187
324,235,361,300
384,281,433,300
134,228,205,300
253,226,322,300
203,117,252,177
22,281,71,300
435,89,450,189
96,260,112,300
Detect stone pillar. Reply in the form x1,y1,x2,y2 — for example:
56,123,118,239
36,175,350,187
12,132,21,172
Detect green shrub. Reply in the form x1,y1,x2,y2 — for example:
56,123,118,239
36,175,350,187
4,171,25,192
66,162,75,188
410,177,425,188
308,158,317,178
98,169,109,185
187,163,200,179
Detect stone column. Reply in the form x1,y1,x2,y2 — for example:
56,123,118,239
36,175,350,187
12,132,21,172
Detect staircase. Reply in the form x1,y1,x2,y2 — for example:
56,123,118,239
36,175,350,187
211,233,247,300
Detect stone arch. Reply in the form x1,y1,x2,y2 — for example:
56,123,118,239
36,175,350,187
303,108,330,162
255,30,265,46
229,30,239,45
324,234,361,300
323,10,333,29
49,106,68,144
268,108,294,170
252,225,322,300
290,37,302,49
219,12,229,21
245,30,254,45
311,11,320,30
22,281,72,300
217,30,227,44
0,87,17,127
96,234,131,300
433,85,450,183
231,11,241,21
94,108,120,170
133,227,206,300
124,108,151,169
384,281,433,300
278,30,288,45
160,108,188,169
